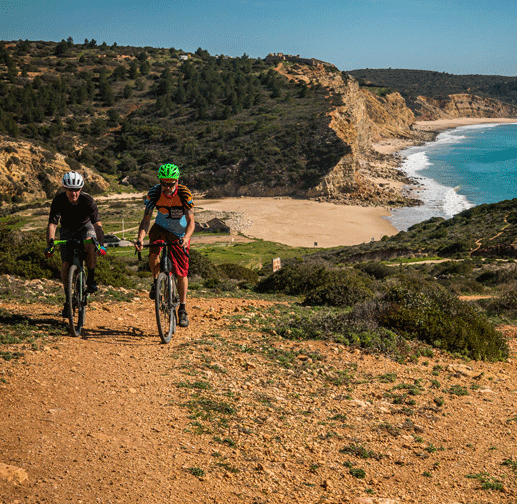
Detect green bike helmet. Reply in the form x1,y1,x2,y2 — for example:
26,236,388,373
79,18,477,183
158,163,180,179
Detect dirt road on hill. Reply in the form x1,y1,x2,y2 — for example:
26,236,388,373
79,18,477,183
1,288,517,504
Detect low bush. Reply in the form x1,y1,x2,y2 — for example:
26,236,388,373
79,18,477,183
275,309,415,361
484,288,517,320
303,270,374,307
355,262,395,280
0,226,133,287
96,255,137,288
273,272,508,361
254,263,328,295
476,266,517,287
217,263,259,283
188,249,220,281
0,226,59,280
432,260,474,278
376,280,508,361
439,240,475,257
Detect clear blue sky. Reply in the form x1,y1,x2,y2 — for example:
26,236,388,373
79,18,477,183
1,0,516,75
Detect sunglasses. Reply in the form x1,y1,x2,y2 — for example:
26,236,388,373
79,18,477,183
161,181,177,188
66,188,81,193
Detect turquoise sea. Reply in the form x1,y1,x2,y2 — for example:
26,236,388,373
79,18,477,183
388,123,517,231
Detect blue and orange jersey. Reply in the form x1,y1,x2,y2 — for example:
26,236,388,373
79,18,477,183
144,184,194,237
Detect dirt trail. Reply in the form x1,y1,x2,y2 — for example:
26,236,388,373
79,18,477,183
1,292,517,504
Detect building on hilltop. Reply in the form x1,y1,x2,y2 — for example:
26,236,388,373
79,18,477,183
265,52,330,67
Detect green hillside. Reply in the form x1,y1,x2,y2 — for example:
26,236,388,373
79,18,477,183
0,39,345,193
304,198,517,265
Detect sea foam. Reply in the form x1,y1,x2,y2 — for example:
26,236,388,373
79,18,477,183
388,123,517,232
388,138,474,231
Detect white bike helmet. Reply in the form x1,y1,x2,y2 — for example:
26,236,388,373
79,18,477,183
62,171,84,189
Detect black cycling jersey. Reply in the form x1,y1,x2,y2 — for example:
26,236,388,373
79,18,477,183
48,191,100,233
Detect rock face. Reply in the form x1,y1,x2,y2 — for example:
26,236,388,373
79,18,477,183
415,93,517,120
278,64,418,206
273,66,517,206
0,139,109,205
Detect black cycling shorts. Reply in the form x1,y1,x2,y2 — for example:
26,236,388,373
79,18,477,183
59,222,96,264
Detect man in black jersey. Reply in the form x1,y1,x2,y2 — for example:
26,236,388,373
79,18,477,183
46,171,106,317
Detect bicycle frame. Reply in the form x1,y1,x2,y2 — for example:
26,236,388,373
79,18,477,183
138,239,186,343
48,238,102,337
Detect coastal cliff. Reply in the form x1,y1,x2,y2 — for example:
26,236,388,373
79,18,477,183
414,93,517,120
275,64,517,206
275,64,420,206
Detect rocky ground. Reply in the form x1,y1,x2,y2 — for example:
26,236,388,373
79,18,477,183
1,278,517,504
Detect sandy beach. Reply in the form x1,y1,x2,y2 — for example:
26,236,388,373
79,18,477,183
197,197,397,248
197,117,517,248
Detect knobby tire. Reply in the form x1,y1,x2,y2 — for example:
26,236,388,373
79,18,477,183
155,272,177,344
67,264,86,338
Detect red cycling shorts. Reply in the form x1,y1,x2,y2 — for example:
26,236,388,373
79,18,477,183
148,224,190,277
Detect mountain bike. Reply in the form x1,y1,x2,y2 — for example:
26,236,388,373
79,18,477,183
137,239,188,344
45,237,105,338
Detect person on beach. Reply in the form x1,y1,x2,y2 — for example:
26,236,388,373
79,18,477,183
45,171,106,317
134,163,195,328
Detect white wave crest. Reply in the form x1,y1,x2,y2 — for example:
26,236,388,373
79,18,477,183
435,131,467,145
402,151,432,177
390,142,474,231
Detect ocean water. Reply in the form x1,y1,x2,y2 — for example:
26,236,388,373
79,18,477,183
388,123,517,231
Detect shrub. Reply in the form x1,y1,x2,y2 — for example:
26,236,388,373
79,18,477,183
476,266,517,287
217,263,259,283
255,264,369,298
484,288,517,320
439,240,474,257
356,261,395,280
0,226,59,280
303,270,374,307
274,272,509,361
188,250,220,281
377,280,508,361
255,263,328,295
275,309,414,361
432,260,474,278
0,226,133,287
65,157,82,171
95,255,137,288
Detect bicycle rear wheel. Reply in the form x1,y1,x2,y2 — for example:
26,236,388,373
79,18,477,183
155,272,176,343
67,264,86,337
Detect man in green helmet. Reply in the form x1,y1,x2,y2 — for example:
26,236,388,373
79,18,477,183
135,163,195,327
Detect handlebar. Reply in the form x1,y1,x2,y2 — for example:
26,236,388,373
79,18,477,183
45,237,106,258
134,238,189,261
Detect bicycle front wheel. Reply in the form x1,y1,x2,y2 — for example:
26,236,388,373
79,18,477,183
155,272,176,344
67,264,86,338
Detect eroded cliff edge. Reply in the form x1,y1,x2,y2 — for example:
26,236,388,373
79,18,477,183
0,142,109,205
274,63,421,206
